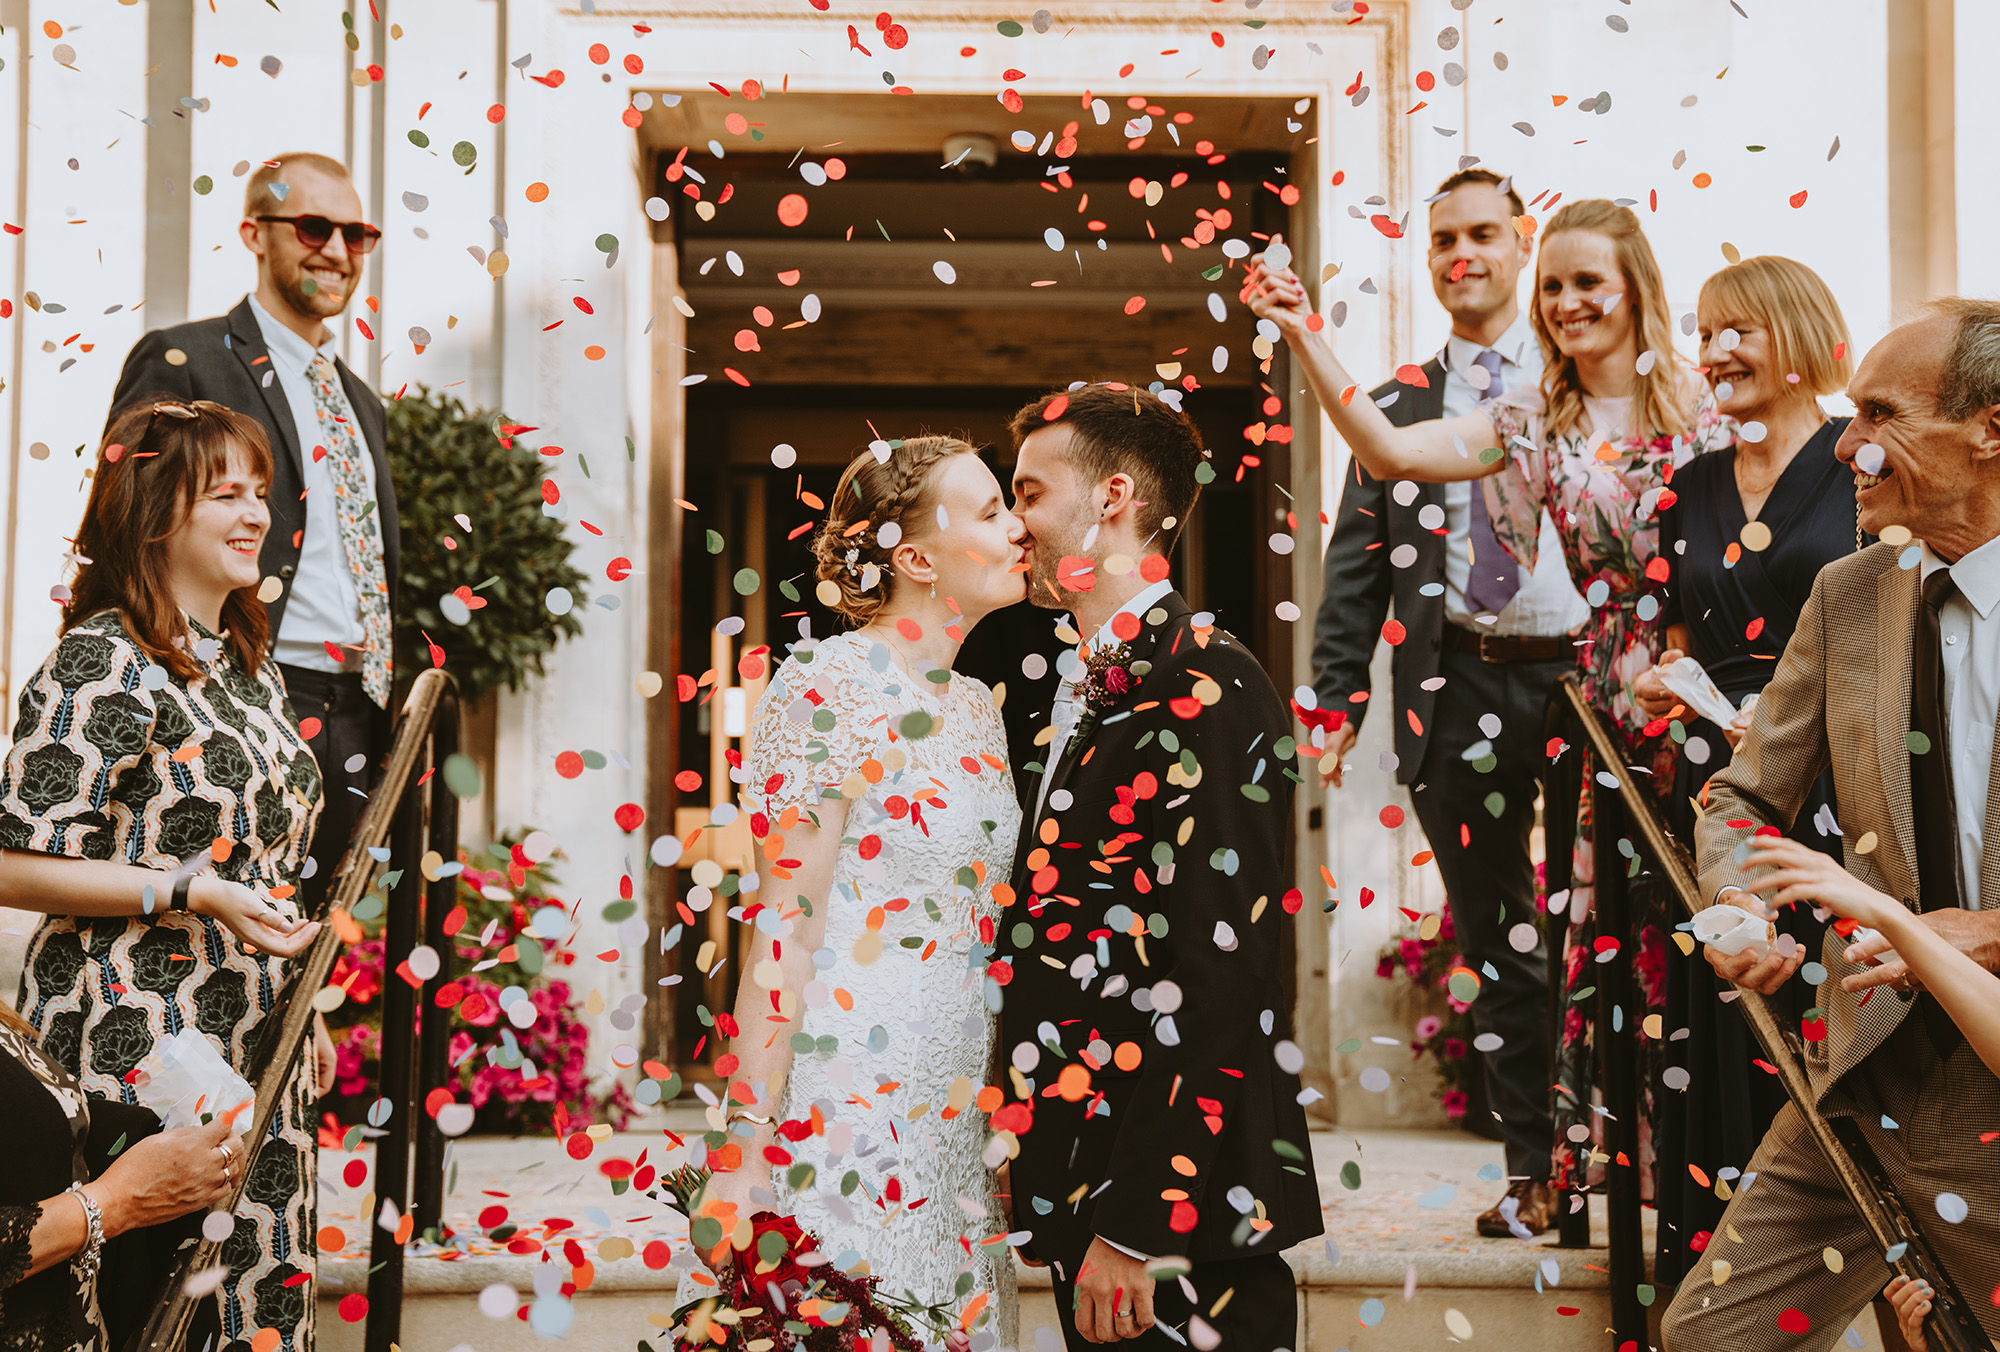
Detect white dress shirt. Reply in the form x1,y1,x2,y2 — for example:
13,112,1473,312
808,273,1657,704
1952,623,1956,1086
1437,315,1589,637
1033,578,1174,825
248,296,375,671
1919,538,2000,910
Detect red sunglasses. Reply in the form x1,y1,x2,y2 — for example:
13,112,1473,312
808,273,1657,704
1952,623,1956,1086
254,214,382,255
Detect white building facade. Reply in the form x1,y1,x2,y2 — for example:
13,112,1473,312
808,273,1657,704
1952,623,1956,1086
0,0,1977,1118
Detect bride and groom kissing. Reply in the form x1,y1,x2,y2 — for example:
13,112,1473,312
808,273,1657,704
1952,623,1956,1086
676,383,1322,1352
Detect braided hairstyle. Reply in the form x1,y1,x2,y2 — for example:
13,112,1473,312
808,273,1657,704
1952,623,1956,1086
811,434,978,625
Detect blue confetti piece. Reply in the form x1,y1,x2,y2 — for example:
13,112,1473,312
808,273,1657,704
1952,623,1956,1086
1417,1183,1458,1209
1477,1163,1504,1182
1357,1298,1385,1328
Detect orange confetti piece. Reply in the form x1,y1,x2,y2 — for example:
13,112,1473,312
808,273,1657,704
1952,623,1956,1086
525,182,549,203
1693,172,1713,188
1124,295,1147,315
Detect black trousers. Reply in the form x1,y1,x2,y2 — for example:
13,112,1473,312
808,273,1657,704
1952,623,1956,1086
1049,1253,1298,1352
1405,639,1570,1182
279,663,392,917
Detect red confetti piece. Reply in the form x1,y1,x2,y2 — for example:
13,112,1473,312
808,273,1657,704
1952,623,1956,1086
1746,616,1766,640
298,717,322,741
343,1159,368,1187
776,193,809,227
1370,214,1404,239
338,1294,368,1322
1056,555,1097,592
644,1240,673,1269
1776,1309,1810,1335
1381,619,1407,646
487,103,505,123
614,802,645,832
1124,295,1147,315
567,1132,595,1160
673,769,702,792
555,751,586,779
1789,190,1808,208
1379,805,1405,829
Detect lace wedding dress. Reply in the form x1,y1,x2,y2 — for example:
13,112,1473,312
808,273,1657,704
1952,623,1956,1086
675,630,1020,1349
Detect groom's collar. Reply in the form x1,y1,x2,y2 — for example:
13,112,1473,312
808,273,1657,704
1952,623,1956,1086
1069,577,1175,666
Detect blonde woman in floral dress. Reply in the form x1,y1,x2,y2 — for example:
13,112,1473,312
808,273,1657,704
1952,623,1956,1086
1246,201,1733,1203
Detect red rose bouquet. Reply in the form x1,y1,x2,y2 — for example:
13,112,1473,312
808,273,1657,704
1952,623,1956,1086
654,1164,966,1352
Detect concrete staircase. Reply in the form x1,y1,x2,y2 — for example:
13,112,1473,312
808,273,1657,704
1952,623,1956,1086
311,1118,1890,1352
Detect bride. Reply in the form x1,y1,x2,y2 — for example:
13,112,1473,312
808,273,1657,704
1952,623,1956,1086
676,434,1027,1348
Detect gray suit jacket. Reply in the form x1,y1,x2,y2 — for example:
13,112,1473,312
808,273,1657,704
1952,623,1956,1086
1309,358,1447,781
1696,542,2000,1108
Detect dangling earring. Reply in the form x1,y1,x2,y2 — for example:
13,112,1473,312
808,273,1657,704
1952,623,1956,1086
930,581,937,598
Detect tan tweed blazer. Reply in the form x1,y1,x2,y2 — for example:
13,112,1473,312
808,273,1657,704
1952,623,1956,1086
1695,540,2000,1110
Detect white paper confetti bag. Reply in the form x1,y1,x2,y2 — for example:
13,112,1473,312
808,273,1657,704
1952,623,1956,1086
1660,655,1743,730
1691,903,1775,959
131,1028,255,1128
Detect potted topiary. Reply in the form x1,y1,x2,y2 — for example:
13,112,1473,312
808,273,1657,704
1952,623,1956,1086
383,386,588,703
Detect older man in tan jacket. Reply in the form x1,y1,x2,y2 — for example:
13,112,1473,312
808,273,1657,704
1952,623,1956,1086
1662,299,2000,1351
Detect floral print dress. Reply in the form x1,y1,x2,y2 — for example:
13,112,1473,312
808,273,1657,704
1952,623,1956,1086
1480,384,1734,1197
0,612,323,1352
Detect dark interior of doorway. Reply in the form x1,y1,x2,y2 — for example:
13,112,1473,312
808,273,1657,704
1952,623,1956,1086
666,380,1295,1071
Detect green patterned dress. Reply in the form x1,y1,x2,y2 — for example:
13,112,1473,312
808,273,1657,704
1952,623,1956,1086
0,611,323,1352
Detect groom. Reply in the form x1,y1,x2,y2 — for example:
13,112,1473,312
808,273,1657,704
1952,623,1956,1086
995,383,1322,1350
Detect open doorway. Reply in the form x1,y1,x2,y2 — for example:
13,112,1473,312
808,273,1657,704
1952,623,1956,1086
639,89,1307,1075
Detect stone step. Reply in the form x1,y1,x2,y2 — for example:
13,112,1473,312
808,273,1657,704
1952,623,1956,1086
306,1119,1889,1352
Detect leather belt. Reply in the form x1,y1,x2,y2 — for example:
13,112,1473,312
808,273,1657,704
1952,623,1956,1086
1443,623,1572,664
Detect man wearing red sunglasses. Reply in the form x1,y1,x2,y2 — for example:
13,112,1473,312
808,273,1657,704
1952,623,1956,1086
110,151,400,919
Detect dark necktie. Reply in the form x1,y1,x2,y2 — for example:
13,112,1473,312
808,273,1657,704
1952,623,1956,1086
1910,567,1962,1054
1463,349,1523,617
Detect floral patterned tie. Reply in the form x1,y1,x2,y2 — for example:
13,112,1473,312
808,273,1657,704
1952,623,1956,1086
307,354,392,707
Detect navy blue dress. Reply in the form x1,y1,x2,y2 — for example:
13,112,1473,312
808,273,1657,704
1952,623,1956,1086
1653,416,1862,1285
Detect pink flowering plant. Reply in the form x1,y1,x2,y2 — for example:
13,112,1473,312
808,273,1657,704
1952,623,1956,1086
322,833,635,1136
1374,864,1550,1121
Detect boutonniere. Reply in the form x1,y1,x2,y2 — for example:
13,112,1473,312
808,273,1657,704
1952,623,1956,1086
1077,640,1138,718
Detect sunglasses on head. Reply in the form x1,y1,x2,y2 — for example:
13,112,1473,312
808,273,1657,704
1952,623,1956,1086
254,214,382,255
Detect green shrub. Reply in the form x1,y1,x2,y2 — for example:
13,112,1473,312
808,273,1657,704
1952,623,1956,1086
384,386,587,703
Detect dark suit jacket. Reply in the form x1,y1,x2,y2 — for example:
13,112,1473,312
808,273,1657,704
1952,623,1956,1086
109,297,399,639
995,590,1322,1268
1309,358,1448,783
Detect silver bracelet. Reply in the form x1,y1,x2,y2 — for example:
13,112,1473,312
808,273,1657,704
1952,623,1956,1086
65,1183,104,1283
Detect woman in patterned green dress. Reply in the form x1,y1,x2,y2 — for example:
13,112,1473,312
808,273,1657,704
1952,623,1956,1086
0,398,328,1352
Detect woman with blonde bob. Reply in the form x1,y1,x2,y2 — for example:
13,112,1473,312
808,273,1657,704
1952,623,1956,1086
1245,199,1735,1204
1631,256,1865,1290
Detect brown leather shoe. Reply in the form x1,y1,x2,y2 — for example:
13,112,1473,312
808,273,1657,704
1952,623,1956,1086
1476,1179,1556,1238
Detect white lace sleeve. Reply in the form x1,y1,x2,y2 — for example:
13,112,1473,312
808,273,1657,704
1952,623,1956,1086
743,646,889,820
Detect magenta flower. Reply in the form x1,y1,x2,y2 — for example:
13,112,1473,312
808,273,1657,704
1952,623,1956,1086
1415,1015,1443,1041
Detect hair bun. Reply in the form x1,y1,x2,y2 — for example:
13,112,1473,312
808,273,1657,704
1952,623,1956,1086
812,435,976,625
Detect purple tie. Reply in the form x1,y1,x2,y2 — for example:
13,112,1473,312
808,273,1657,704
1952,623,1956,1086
1463,349,1522,617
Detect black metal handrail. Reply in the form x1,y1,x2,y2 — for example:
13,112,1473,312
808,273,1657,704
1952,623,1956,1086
1551,673,1993,1352
134,669,461,1352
